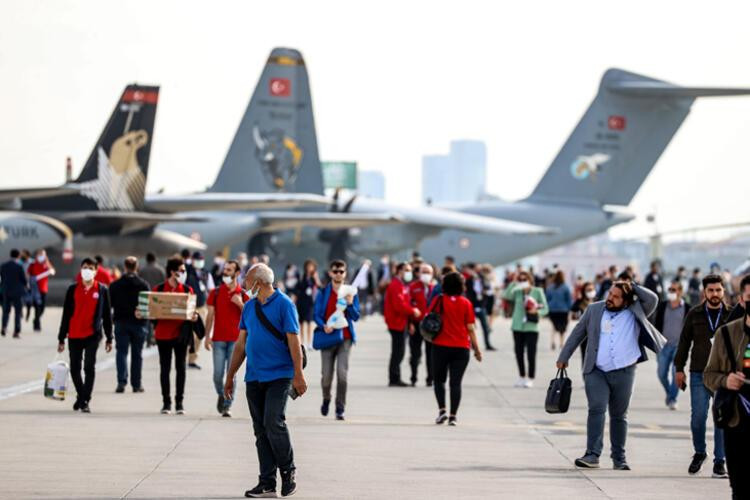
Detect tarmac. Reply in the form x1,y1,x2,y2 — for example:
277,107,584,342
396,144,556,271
0,307,733,499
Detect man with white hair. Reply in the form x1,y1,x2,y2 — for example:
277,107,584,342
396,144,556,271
225,263,307,498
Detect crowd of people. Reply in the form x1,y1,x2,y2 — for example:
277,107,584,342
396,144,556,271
3,245,750,498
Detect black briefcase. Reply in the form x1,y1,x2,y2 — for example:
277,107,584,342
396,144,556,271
545,369,572,414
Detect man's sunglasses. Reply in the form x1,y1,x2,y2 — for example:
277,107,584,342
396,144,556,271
330,269,346,274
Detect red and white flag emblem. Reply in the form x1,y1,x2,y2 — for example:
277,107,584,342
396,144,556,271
269,78,291,97
608,115,626,130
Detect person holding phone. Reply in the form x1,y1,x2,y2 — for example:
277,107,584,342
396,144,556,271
225,263,306,498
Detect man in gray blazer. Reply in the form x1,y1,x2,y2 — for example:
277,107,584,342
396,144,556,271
557,280,665,470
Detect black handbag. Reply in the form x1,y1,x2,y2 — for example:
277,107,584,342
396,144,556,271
713,325,737,429
254,300,307,369
420,295,443,342
545,369,572,414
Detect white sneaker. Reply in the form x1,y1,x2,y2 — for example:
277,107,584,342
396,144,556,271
514,378,527,388
524,378,534,388
668,401,678,411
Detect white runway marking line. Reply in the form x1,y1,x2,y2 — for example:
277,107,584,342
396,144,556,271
0,346,158,401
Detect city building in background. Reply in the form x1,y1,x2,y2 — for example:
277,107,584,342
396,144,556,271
422,140,486,205
358,170,385,199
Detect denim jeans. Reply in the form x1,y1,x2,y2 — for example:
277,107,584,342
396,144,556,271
583,365,636,461
246,379,295,485
212,341,236,407
656,344,679,404
114,321,148,388
689,371,725,463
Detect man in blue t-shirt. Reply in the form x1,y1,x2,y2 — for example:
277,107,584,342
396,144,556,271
225,263,306,499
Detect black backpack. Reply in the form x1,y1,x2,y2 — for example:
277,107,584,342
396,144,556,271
420,295,443,342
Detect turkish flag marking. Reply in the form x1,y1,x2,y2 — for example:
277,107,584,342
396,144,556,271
269,78,291,97
608,115,626,130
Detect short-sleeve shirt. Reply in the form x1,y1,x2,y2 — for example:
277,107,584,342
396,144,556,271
207,283,248,342
239,289,300,382
153,282,193,341
429,294,475,349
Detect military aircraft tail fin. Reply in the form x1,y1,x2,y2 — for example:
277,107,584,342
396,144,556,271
527,68,750,207
209,47,324,195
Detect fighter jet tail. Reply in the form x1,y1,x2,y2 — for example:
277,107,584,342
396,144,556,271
527,68,750,207
208,47,325,195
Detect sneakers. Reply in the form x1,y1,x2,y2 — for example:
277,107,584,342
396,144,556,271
115,384,126,393
335,405,345,421
712,460,728,478
688,453,707,475
73,399,82,411
388,380,408,387
448,416,457,426
523,378,534,389
176,402,185,415
244,481,277,498
514,378,527,388
435,410,448,425
133,386,145,393
160,403,172,415
80,402,91,413
668,400,678,411
1,329,5,337
217,395,225,415
613,461,631,471
574,454,600,468
280,469,297,497
222,408,232,418
320,399,330,417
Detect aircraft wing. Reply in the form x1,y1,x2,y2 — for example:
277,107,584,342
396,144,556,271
0,186,79,202
145,193,332,212
64,211,211,234
257,212,404,232
404,207,555,235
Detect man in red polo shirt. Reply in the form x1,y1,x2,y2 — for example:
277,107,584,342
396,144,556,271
204,259,248,417
27,249,55,331
384,262,421,387
409,263,436,387
153,256,198,415
57,257,113,413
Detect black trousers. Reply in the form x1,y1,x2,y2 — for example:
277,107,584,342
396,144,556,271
431,344,470,415
476,308,492,348
33,292,47,330
388,329,407,383
157,339,188,404
409,332,433,384
513,330,539,378
725,416,750,499
246,379,295,484
2,294,22,333
69,334,100,403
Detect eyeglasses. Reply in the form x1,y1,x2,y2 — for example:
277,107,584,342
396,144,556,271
668,288,678,293
331,269,345,274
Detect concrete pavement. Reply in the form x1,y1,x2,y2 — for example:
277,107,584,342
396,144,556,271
0,307,732,499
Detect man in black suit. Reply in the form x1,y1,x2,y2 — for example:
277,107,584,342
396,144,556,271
1,249,28,338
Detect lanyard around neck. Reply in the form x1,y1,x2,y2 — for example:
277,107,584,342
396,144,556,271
705,303,723,333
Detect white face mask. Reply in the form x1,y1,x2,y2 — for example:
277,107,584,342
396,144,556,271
193,259,205,270
420,273,432,284
518,280,531,290
239,259,249,268
36,255,46,263
222,275,234,286
585,290,597,300
177,271,187,285
247,282,260,300
403,271,413,283
667,292,678,302
214,257,225,266
80,268,96,282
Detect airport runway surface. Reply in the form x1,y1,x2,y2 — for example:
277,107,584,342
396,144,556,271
0,308,732,499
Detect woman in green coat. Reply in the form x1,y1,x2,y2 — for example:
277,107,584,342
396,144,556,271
502,270,549,388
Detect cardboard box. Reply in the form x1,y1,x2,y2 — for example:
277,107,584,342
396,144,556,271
138,291,196,320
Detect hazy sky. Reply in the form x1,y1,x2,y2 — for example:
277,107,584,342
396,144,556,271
1,0,749,241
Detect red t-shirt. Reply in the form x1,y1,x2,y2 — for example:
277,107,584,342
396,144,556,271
429,294,475,349
325,289,351,340
95,267,113,285
207,284,248,342
28,261,51,294
153,282,192,341
69,281,100,339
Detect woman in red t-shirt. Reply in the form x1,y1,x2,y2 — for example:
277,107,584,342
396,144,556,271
427,272,482,426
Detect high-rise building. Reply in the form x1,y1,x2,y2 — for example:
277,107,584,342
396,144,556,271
358,170,386,199
422,140,486,205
